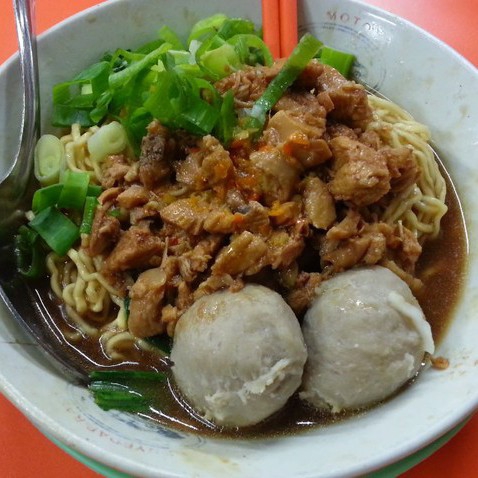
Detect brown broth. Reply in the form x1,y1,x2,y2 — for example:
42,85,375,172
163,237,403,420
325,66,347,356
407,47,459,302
18,161,467,440
414,166,468,343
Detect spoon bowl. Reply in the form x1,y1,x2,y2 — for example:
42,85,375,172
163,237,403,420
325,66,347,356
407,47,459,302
0,0,89,382
0,0,40,241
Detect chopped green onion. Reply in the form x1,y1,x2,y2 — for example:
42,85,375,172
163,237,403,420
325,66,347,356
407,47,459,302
87,121,128,162
195,30,272,81
158,25,185,51
14,226,45,278
318,46,355,78
32,177,101,215
227,34,273,67
58,170,90,210
29,207,79,256
80,196,98,235
91,387,149,412
214,89,236,146
245,33,323,133
134,38,166,55
109,42,171,90
52,61,111,127
32,183,63,213
165,49,192,70
88,381,130,392
216,18,256,39
89,90,113,124
88,370,167,412
110,48,145,64
34,134,66,187
180,95,220,134
144,70,219,135
187,13,228,44
197,42,242,80
49,14,274,144
107,208,122,218
87,184,103,198
121,107,152,152
52,106,93,127
48,14,317,145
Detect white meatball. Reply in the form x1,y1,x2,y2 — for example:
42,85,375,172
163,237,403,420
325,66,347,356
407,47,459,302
171,284,307,427
300,266,434,413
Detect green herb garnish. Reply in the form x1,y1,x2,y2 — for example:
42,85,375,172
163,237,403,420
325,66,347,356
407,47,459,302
88,370,167,412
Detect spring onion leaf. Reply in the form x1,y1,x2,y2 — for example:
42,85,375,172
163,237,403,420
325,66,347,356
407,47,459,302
14,226,45,278
87,184,103,198
227,34,273,67
216,18,256,39
29,207,79,256
158,25,185,51
32,178,101,215
91,386,149,412
32,183,63,213
89,90,113,124
52,61,111,127
181,98,220,134
121,107,152,151
214,89,236,146
165,49,191,70
109,42,172,90
144,70,220,135
187,13,228,43
57,170,90,210
106,208,122,218
197,42,242,80
80,196,98,235
17,168,101,275
50,14,277,145
317,45,355,78
50,15,353,147
34,134,66,187
244,33,323,133
88,370,167,412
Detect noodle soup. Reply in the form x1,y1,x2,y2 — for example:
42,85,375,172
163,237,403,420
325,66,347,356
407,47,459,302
4,13,467,435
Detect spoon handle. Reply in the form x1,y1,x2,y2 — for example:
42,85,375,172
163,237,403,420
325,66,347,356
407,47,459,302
13,0,40,183
0,0,40,240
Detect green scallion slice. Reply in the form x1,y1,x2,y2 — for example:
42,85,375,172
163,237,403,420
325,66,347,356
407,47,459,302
29,207,79,256
14,226,45,278
88,370,167,412
245,33,323,133
32,183,63,213
318,45,355,78
79,196,98,235
57,170,90,210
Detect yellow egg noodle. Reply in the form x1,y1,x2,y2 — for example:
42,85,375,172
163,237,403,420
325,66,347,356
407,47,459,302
366,95,448,241
60,124,101,181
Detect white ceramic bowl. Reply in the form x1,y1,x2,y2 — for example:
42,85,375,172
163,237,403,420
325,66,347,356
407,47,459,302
1,0,478,477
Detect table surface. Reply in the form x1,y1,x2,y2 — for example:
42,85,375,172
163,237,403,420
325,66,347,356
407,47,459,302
1,1,477,477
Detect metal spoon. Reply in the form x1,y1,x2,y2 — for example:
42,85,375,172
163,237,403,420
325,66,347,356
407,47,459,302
0,0,39,240
0,0,88,383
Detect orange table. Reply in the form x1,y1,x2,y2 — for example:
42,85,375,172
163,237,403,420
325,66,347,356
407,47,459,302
1,1,477,477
